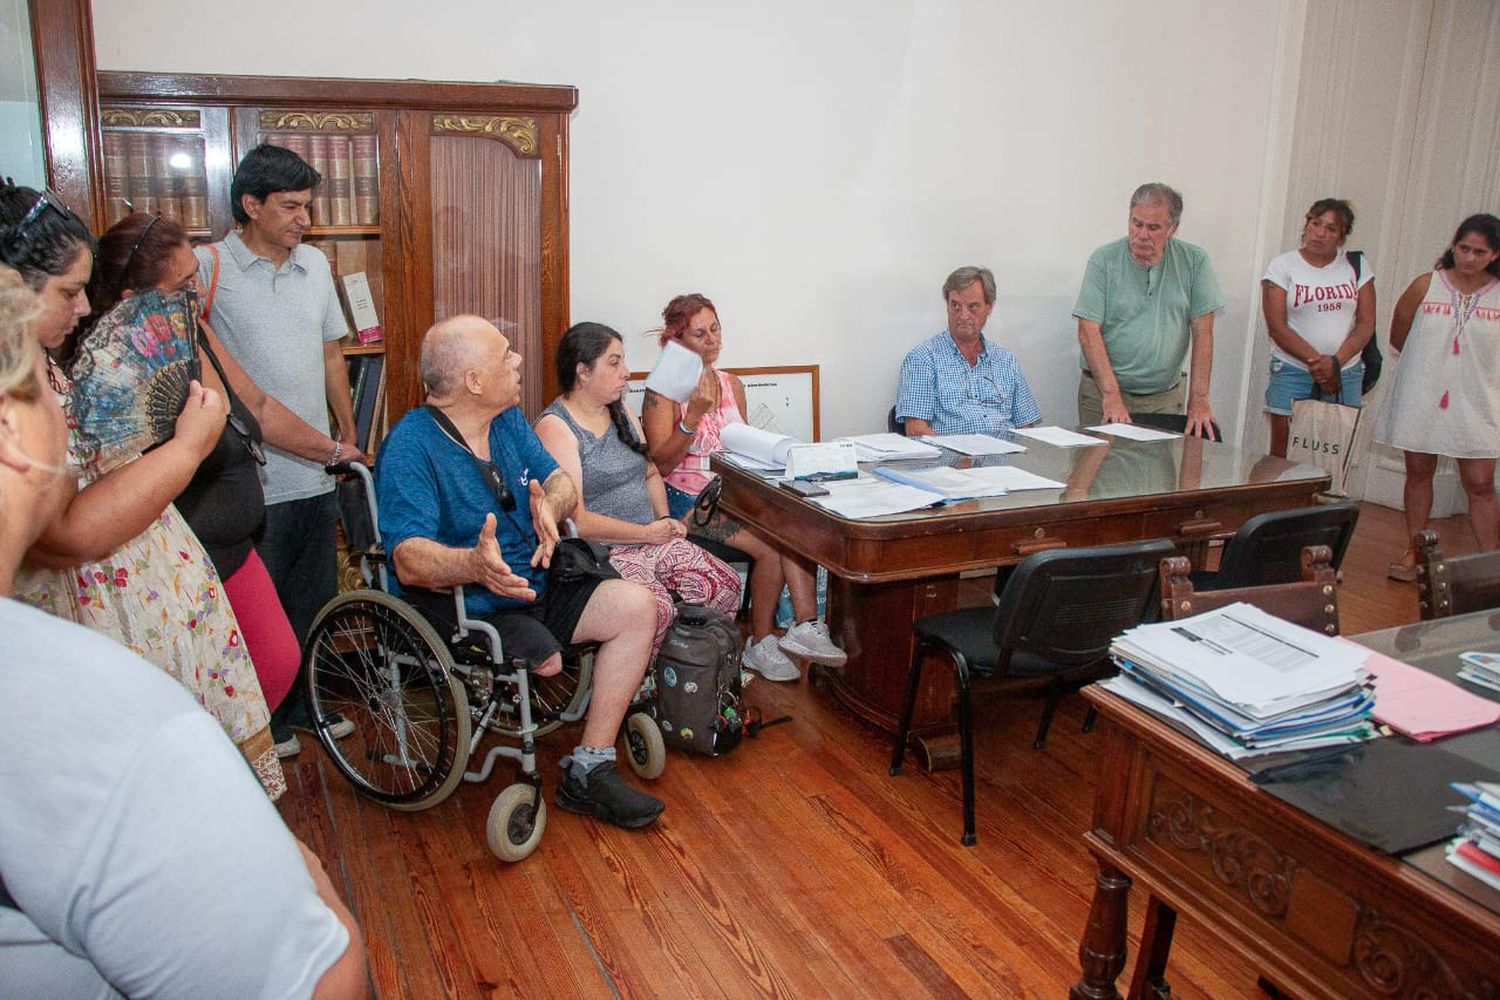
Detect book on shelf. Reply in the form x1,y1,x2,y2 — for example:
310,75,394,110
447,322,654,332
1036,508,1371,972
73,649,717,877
126,133,157,216
175,137,208,230
327,136,353,226
367,359,388,453
351,135,379,225
307,135,332,226
340,272,383,344
154,133,183,223
348,354,385,454
102,132,129,225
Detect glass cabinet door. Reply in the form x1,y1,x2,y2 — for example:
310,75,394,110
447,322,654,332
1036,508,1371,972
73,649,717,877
98,105,218,237
428,114,543,415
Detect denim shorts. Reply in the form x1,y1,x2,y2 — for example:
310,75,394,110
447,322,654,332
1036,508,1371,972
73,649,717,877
1265,356,1363,415
665,483,699,520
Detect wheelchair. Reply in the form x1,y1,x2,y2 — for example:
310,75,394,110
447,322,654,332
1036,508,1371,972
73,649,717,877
300,463,667,862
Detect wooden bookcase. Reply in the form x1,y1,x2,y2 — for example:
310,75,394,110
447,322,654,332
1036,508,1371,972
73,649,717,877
89,72,578,430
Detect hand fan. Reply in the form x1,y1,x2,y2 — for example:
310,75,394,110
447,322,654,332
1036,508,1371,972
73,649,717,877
68,287,202,476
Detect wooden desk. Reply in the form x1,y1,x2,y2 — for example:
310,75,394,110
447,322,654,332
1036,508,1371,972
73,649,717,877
714,435,1327,762
1072,611,1500,1000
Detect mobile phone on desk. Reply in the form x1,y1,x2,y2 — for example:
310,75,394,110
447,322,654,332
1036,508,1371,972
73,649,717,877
781,479,830,498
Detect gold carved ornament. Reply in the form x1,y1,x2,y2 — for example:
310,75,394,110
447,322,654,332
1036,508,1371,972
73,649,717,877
430,115,538,157
100,108,201,128
258,111,374,132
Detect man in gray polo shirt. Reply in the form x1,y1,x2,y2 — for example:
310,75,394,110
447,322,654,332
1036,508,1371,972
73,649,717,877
1073,182,1224,438
197,143,364,755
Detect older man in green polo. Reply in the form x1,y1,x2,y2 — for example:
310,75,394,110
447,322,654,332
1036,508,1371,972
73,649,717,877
1073,182,1224,438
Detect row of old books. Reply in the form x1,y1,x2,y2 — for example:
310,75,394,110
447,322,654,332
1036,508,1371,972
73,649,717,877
102,132,209,229
263,133,379,227
1101,603,1377,759
346,353,387,455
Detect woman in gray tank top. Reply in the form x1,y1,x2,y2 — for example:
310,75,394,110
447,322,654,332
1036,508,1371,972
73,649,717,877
535,323,742,656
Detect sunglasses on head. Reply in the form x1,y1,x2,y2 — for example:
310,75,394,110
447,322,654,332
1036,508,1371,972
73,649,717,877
480,461,517,512
2,187,79,257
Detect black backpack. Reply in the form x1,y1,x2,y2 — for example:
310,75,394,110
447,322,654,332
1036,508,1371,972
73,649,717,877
649,603,746,756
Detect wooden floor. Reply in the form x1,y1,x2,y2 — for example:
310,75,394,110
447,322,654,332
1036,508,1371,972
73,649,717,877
277,502,1482,999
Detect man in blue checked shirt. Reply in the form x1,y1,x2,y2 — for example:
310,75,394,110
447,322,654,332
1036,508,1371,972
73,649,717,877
895,266,1042,437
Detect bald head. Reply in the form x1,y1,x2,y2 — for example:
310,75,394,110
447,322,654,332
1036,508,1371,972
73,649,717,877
421,315,506,399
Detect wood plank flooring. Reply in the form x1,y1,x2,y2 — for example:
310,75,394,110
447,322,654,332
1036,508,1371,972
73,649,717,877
276,502,1483,998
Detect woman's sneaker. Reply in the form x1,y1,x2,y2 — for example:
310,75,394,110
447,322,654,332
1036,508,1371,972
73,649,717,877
742,635,801,681
555,761,664,829
778,620,847,667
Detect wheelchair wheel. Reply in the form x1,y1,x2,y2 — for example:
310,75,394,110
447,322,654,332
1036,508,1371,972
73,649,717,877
623,711,667,781
487,646,594,741
487,783,547,863
304,590,472,811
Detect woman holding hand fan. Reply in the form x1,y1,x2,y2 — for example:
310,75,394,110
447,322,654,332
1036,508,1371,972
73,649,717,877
1,182,284,799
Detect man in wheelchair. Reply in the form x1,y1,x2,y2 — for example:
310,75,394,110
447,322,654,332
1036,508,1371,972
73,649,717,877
374,315,665,829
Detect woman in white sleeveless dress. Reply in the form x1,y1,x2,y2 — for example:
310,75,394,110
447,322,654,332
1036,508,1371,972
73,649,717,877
1376,213,1500,580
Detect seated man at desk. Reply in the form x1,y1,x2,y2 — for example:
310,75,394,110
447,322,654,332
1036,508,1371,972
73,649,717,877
895,265,1042,437
375,315,665,830
1073,182,1224,436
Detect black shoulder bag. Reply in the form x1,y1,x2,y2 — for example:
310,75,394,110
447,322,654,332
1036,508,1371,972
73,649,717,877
1350,250,1382,394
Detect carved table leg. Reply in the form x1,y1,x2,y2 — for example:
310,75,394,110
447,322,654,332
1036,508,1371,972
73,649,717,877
1127,894,1177,999
1071,861,1132,1000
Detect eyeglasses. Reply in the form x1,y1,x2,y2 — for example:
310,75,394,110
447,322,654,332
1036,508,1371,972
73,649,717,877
480,461,517,512
225,410,266,466
2,187,79,257
124,213,163,277
966,373,1008,404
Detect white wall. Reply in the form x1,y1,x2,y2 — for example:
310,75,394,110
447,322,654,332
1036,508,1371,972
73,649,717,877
93,0,1299,439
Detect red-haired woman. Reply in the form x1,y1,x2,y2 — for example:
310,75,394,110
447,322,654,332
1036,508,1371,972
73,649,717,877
642,293,844,682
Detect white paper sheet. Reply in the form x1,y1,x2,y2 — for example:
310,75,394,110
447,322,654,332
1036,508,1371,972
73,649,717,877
836,432,942,461
919,433,1026,456
809,476,940,518
643,340,704,402
873,465,1009,500
1087,422,1180,442
960,466,1067,491
1011,426,1108,448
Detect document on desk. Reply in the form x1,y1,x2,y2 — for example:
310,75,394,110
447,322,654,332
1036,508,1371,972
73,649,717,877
1087,422,1180,442
836,432,943,462
1011,426,1108,448
1114,603,1368,716
918,433,1026,456
808,475,940,519
1340,639,1500,741
961,465,1067,492
872,464,1010,501
1458,651,1500,693
720,423,797,470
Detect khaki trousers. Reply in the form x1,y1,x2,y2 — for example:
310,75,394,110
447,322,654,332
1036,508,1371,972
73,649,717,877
1076,371,1185,427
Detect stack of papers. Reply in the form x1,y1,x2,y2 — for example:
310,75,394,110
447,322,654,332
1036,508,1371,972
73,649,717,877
919,433,1026,456
837,433,942,462
720,423,797,470
873,465,1011,501
1459,651,1500,693
1447,782,1500,891
808,474,942,519
1103,603,1378,759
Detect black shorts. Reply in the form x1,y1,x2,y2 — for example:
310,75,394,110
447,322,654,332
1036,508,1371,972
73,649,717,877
404,576,605,669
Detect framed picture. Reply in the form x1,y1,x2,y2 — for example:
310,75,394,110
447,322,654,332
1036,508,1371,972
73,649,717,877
627,365,820,442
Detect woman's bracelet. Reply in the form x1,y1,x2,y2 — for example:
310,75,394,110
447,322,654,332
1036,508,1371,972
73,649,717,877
678,420,697,436
329,441,344,465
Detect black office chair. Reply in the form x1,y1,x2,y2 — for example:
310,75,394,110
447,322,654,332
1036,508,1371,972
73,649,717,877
687,535,755,615
1194,502,1358,591
888,405,904,434
889,538,1176,845
1127,410,1223,442
1415,528,1500,620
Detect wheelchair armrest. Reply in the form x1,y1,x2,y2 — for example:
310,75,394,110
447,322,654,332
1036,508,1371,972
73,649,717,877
451,585,504,663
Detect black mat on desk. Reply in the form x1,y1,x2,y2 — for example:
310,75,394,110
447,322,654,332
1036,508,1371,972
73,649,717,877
1250,737,1500,855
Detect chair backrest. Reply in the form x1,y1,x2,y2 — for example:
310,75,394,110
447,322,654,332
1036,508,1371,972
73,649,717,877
1213,501,1358,589
992,538,1177,668
1127,410,1222,442
1160,544,1340,635
1415,529,1500,620
888,405,904,434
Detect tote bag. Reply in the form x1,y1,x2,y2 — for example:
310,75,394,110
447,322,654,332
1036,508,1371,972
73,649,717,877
1287,380,1360,497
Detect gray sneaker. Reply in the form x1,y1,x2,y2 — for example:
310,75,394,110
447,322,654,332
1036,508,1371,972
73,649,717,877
778,620,847,667
742,635,800,681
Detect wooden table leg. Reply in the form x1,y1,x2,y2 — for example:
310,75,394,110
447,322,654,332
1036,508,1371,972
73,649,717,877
1071,860,1132,1000
1127,895,1177,999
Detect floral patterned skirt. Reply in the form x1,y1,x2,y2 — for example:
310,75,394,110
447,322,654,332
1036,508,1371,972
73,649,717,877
16,505,284,799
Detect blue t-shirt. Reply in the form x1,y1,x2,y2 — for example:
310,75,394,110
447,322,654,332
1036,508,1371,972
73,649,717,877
376,406,559,616
895,331,1042,435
